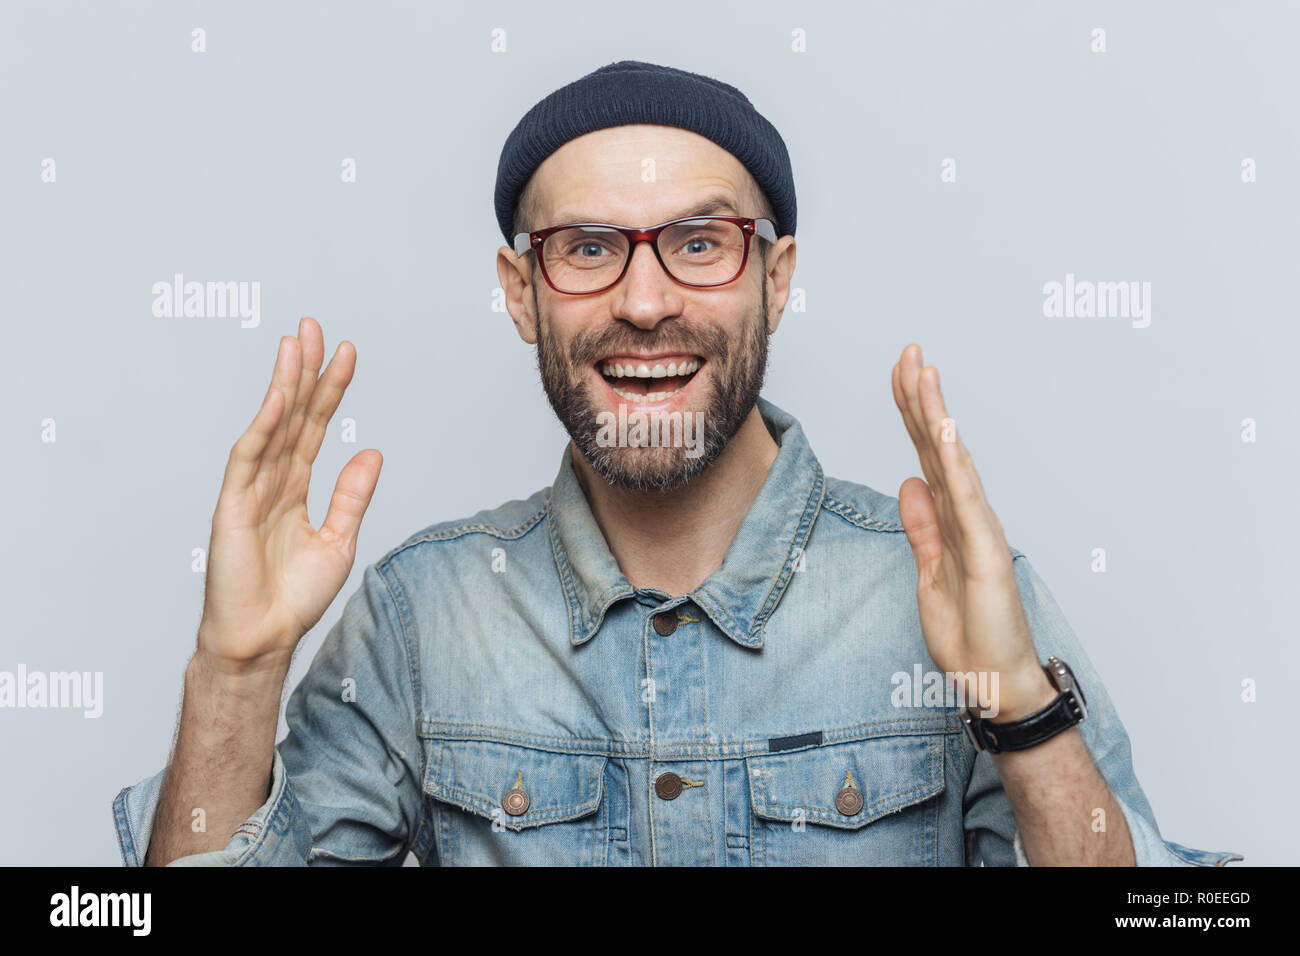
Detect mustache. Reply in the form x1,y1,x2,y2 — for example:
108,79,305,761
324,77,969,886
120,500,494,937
568,321,730,367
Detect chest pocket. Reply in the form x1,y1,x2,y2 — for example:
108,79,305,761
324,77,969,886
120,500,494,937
745,732,946,866
422,737,610,865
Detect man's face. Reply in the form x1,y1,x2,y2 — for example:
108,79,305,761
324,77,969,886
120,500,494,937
505,125,788,493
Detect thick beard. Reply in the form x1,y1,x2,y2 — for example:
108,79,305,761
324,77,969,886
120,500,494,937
536,281,770,494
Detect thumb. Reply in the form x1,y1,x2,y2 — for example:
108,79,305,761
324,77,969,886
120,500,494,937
320,449,383,551
898,476,943,579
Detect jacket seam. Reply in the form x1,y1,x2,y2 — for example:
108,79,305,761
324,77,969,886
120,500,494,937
416,715,963,756
308,841,410,865
821,493,905,532
749,462,826,640
383,506,549,560
546,489,584,640
231,769,290,866
377,558,427,864
112,786,137,866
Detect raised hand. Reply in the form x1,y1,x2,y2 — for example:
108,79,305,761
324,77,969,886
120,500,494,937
196,317,383,674
890,343,1055,721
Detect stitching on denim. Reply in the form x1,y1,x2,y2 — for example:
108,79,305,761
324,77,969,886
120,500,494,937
617,758,631,837
385,506,548,554
752,462,826,640
721,760,731,854
416,714,962,759
377,560,427,860
690,588,749,645
821,493,905,532
112,787,137,867
232,755,294,866
746,734,947,827
757,780,944,825
429,742,449,865
427,760,606,829
685,455,822,647
1165,841,1244,867
585,584,637,642
928,735,943,864
547,490,636,645
426,780,598,816
416,714,962,746
546,491,586,642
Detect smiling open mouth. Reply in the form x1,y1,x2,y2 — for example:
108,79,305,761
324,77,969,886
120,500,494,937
597,355,704,404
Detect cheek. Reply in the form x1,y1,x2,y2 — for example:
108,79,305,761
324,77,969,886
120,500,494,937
547,307,606,351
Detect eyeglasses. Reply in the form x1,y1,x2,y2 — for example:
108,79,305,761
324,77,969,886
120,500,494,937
514,215,777,296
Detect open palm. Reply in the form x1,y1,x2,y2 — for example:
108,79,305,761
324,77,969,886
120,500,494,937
197,317,383,672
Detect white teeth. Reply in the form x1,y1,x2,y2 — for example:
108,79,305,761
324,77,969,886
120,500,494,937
603,358,700,378
602,358,702,388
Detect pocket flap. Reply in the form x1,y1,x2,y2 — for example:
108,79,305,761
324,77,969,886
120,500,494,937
747,733,945,829
423,738,608,830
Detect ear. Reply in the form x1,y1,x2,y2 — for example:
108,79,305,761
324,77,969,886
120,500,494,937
763,236,797,335
497,245,538,344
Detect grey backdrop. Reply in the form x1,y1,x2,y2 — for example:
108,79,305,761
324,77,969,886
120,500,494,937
1,0,1293,866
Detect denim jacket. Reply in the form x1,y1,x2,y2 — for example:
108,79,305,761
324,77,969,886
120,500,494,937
113,398,1243,866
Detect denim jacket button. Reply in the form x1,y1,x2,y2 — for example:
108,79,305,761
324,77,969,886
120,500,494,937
503,773,530,816
835,785,864,816
654,772,683,800
652,612,678,636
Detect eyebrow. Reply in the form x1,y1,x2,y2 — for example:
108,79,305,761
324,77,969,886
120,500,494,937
548,195,740,226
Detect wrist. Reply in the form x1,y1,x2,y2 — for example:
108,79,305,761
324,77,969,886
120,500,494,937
988,663,1058,723
187,647,291,693
181,652,287,755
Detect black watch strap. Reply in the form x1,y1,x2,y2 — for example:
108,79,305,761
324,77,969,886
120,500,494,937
961,657,1087,753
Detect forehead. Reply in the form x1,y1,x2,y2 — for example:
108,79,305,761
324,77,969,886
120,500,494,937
529,124,758,225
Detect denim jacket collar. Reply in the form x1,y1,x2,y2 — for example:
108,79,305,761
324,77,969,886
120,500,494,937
547,397,826,649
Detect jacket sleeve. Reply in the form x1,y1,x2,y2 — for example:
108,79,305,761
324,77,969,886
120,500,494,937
962,552,1243,867
113,560,427,866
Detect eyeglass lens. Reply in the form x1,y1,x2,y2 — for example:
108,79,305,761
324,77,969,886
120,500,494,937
541,218,746,293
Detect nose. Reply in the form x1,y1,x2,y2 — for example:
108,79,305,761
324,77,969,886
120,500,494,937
613,239,681,330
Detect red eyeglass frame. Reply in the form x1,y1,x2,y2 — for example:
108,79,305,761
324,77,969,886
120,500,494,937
513,215,778,296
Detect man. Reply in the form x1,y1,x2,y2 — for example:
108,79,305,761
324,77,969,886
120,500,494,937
114,60,1240,866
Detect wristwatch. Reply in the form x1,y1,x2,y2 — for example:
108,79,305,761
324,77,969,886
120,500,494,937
961,656,1088,753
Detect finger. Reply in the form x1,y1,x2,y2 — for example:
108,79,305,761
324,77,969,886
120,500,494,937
222,382,287,494
915,365,971,517
891,360,929,454
262,336,303,465
291,339,357,471
916,365,1000,560
897,344,948,497
892,357,946,495
278,317,325,467
318,449,383,554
